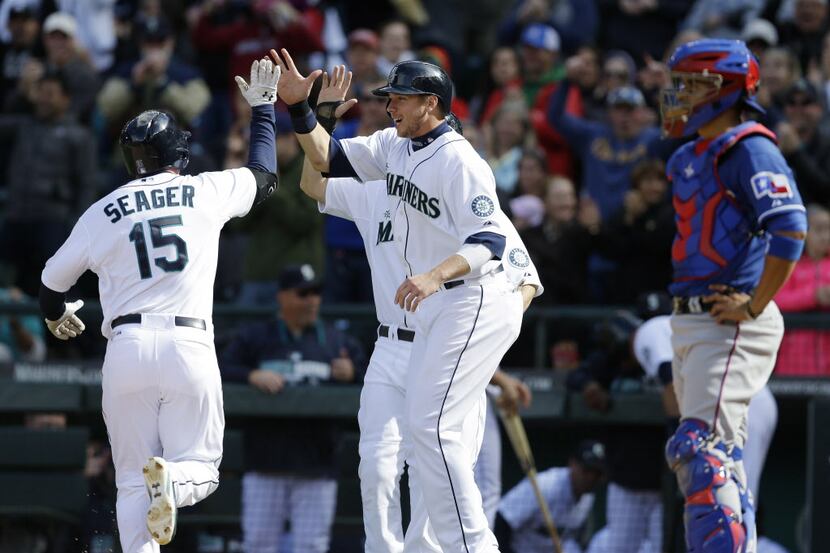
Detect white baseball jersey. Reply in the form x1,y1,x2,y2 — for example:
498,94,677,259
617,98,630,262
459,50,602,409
319,177,543,329
498,467,594,553
41,169,257,337
338,127,510,278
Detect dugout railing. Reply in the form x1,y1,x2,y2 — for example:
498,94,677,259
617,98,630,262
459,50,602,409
0,302,828,552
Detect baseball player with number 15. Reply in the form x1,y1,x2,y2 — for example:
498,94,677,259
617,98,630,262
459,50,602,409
660,39,806,553
37,58,281,553
273,48,530,552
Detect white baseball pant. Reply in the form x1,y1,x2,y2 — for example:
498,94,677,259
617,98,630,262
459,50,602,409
241,473,337,553
586,483,661,553
101,315,223,553
406,275,523,553
743,385,777,501
358,334,487,553
474,394,502,529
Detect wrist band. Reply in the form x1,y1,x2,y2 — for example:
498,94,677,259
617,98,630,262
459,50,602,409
287,100,317,134
315,101,343,134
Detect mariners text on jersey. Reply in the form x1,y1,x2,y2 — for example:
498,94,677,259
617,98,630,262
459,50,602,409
103,185,196,224
385,173,440,218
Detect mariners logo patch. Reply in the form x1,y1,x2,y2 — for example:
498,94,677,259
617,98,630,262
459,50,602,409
508,248,530,268
471,195,495,218
750,172,793,199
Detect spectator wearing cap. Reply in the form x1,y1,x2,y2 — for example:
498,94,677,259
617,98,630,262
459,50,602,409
0,70,97,296
780,0,830,76
345,28,383,94
48,0,116,72
549,55,660,221
741,18,780,59
589,159,674,304
376,20,414,76
97,16,211,132
220,264,366,553
232,112,324,306
5,12,100,121
494,439,606,553
0,5,42,109
497,0,598,54
775,79,830,206
680,0,766,39
514,23,588,179
518,23,563,108
566,310,667,553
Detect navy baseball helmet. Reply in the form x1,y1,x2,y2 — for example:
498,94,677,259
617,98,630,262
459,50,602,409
119,110,191,178
372,60,453,114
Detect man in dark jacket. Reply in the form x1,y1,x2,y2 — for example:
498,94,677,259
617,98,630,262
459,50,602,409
220,264,365,553
0,71,97,296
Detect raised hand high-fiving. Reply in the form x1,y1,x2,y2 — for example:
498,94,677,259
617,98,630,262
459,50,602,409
269,48,322,105
234,57,281,107
318,65,359,118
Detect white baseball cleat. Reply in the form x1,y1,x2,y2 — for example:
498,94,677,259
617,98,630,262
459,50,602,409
143,457,177,545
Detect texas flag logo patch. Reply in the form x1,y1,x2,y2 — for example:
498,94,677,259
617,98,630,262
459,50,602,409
750,172,793,199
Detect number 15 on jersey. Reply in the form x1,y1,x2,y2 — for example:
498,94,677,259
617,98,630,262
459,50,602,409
128,215,189,279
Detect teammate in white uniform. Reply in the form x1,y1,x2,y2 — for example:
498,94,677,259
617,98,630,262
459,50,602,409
38,59,282,552
300,67,541,552
274,48,531,551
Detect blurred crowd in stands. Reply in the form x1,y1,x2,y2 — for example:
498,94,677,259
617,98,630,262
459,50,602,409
0,0,828,371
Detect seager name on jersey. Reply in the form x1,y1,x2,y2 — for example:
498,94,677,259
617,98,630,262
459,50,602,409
386,173,440,218
103,185,196,224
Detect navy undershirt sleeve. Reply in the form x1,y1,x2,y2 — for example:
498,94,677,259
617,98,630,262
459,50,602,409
39,283,66,321
325,139,359,179
465,231,506,260
246,105,277,174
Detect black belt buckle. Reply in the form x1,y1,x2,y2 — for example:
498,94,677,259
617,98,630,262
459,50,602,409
672,297,713,315
378,324,415,342
112,314,206,330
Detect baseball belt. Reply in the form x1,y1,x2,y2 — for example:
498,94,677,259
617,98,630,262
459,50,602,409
377,324,415,342
111,314,207,330
672,286,740,314
444,264,505,290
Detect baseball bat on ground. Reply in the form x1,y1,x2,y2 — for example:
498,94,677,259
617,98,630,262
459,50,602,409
497,407,563,553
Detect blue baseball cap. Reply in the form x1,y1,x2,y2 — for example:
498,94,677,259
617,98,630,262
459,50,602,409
607,86,645,107
520,23,560,52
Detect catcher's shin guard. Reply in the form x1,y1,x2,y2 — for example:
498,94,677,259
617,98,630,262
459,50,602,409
666,419,745,553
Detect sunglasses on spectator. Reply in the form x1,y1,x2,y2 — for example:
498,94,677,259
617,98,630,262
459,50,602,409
297,287,322,298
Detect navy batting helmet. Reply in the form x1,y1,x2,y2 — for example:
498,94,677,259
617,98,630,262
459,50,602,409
372,60,453,114
120,110,190,178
